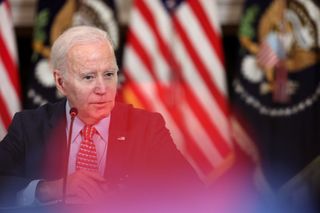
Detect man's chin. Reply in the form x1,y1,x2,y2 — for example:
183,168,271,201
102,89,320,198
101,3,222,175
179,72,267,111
81,113,108,125
92,108,112,119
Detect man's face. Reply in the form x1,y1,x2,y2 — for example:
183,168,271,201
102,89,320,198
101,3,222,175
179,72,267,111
55,41,118,125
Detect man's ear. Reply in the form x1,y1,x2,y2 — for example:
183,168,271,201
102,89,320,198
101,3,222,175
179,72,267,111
54,69,66,96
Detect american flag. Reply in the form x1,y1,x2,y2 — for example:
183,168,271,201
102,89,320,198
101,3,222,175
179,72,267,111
122,0,233,183
0,0,20,140
256,32,285,70
257,33,288,102
257,41,279,69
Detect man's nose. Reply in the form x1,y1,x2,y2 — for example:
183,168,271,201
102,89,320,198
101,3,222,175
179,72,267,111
94,77,108,94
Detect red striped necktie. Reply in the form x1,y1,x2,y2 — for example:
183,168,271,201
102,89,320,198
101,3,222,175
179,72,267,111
76,125,98,172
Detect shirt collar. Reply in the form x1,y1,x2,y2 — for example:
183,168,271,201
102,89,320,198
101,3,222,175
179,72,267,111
65,101,110,143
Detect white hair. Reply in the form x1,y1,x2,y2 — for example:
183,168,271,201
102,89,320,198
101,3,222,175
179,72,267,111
50,25,116,75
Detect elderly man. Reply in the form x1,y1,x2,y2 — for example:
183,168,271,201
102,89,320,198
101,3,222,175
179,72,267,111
0,26,198,208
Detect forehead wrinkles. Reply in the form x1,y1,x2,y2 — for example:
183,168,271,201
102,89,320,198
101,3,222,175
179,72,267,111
67,49,99,73
67,42,117,72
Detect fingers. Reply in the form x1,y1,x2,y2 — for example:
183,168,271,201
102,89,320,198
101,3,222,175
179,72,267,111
36,171,108,203
36,179,63,202
66,170,108,203
79,170,107,183
74,174,104,199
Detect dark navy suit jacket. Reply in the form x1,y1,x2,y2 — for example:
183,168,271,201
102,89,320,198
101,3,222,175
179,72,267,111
0,99,198,205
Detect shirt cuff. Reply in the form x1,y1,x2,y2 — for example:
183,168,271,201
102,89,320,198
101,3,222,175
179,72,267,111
16,180,41,206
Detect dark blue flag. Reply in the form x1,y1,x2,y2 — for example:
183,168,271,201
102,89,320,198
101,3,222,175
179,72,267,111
232,0,320,191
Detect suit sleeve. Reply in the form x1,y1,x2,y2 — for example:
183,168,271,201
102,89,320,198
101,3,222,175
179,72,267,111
0,112,33,205
144,112,200,187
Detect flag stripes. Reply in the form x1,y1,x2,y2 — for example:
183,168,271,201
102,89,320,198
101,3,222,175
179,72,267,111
0,0,20,138
0,94,11,129
123,0,233,182
257,41,279,69
0,35,19,94
123,48,216,174
172,17,229,117
123,51,215,175
188,0,224,63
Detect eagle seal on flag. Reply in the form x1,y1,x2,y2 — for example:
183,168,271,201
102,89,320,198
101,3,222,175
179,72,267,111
235,0,320,115
232,0,320,190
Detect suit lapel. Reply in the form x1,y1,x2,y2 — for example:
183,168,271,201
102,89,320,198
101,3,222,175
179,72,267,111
41,99,67,180
104,103,132,183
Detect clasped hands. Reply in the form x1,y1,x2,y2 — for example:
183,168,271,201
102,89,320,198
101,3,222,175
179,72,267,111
36,170,111,204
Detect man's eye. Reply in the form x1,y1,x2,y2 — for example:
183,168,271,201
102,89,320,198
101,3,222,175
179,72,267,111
104,72,114,78
83,75,94,80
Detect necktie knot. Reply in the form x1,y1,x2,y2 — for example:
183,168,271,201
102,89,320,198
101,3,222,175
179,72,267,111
82,125,96,141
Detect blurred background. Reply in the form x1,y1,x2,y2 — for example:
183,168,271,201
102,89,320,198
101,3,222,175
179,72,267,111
2,0,320,211
10,0,241,108
8,0,243,108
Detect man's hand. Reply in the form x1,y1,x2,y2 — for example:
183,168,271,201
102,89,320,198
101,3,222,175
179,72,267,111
36,170,108,203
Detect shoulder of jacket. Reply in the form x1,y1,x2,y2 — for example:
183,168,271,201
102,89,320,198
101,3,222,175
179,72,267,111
15,99,65,120
114,101,161,118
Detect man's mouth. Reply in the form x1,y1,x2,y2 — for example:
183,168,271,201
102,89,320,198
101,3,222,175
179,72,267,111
91,101,112,107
